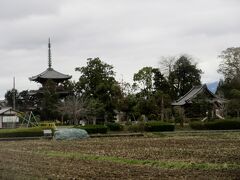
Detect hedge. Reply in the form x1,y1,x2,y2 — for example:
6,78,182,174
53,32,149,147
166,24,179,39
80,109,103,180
0,127,46,138
128,121,175,132
75,125,108,134
106,122,123,131
190,119,240,130
145,121,175,132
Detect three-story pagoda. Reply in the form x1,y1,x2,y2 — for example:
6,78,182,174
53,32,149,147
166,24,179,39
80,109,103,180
29,39,72,97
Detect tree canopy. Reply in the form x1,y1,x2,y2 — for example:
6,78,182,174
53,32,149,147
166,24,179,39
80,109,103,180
75,57,122,121
169,55,202,99
133,67,155,96
216,47,240,118
3,54,206,123
218,47,240,82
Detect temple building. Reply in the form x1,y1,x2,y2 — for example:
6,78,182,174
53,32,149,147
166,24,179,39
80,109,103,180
29,39,72,97
172,84,226,120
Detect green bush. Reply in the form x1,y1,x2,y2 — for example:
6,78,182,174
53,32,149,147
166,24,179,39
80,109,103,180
127,122,145,132
148,114,157,121
0,127,47,138
206,120,240,130
54,121,62,126
189,118,202,122
145,121,175,132
174,116,183,124
127,121,175,132
39,122,57,130
106,122,123,131
75,125,108,134
190,119,240,130
189,121,207,130
125,121,132,126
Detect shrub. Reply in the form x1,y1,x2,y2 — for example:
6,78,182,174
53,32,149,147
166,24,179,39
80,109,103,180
174,116,183,124
166,119,175,123
190,119,240,130
127,121,175,132
189,118,202,122
145,121,175,132
39,122,57,130
106,122,123,131
75,125,108,134
0,127,46,138
125,121,132,126
54,121,62,126
127,122,145,132
189,121,207,130
148,114,157,121
206,120,240,130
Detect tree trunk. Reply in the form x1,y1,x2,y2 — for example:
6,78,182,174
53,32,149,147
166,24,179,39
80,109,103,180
61,114,64,125
74,114,78,125
180,107,184,127
161,96,164,121
132,114,136,121
93,117,96,125
180,118,184,127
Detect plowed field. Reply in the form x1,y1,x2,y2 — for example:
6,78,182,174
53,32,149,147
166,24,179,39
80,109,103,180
0,132,240,179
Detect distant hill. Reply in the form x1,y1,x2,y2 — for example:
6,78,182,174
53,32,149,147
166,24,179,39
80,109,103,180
206,81,219,94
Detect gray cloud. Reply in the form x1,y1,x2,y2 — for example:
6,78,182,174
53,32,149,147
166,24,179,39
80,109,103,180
0,0,62,20
0,0,240,98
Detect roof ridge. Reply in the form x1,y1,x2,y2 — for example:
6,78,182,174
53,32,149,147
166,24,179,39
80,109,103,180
176,84,203,102
0,107,12,114
172,84,221,106
188,84,206,101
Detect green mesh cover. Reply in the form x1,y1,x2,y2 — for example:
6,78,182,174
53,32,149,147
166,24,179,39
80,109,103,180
54,128,89,140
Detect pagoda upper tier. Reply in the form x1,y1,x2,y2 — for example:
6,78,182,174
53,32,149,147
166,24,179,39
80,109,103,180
29,67,72,84
29,39,72,84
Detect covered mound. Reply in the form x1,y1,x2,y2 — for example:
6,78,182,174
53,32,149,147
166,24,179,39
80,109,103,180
54,128,89,140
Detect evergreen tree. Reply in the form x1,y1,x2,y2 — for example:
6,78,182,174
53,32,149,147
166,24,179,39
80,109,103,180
169,55,202,99
75,58,122,121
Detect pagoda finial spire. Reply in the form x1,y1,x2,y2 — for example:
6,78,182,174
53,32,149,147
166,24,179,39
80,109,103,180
48,38,52,69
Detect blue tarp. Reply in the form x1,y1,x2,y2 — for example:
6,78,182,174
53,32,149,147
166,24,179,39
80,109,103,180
54,128,89,140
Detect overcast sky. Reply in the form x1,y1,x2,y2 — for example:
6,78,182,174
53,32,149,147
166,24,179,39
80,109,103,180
0,0,240,99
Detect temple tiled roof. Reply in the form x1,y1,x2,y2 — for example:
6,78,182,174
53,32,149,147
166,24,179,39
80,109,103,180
171,84,219,106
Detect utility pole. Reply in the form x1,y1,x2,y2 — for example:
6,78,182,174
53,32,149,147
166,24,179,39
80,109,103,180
13,77,16,110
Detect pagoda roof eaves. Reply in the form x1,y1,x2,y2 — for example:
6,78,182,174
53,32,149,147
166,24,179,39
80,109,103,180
29,68,72,82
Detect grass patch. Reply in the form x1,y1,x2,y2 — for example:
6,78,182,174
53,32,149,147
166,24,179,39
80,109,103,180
145,132,167,138
37,150,240,170
165,131,240,139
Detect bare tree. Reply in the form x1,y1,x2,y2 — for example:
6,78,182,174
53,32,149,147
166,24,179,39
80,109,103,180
57,100,69,125
159,56,177,78
218,47,240,82
58,95,87,125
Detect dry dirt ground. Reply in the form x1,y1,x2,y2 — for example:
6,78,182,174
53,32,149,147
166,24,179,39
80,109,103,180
0,132,240,179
